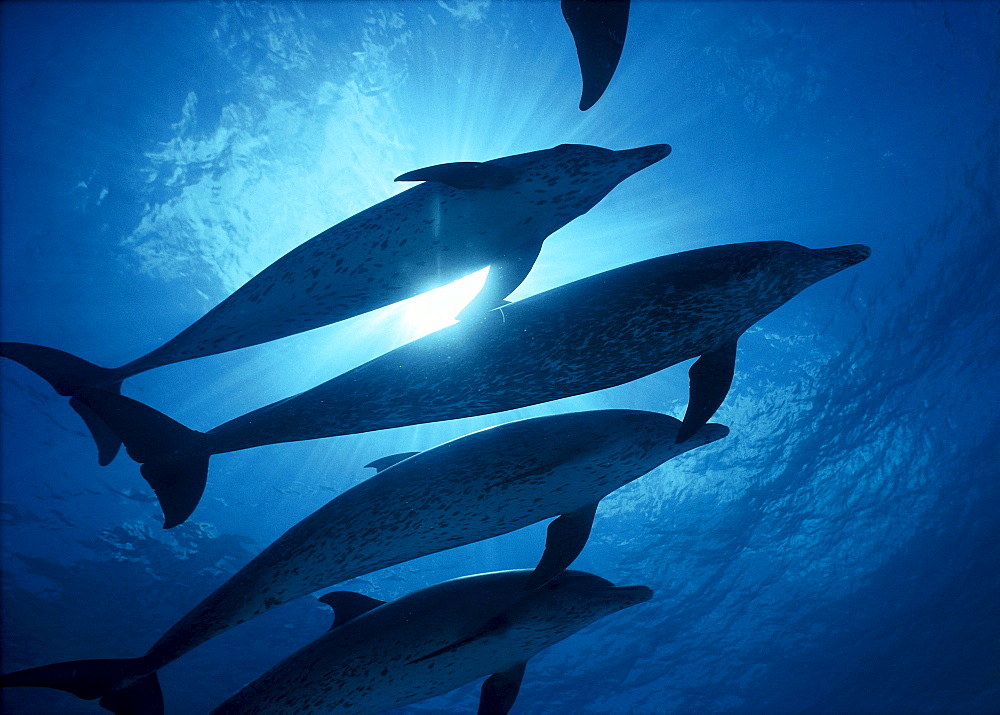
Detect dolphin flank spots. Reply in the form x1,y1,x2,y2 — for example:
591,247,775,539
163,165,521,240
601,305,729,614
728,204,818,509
1,143,671,465
0,412,713,713
71,240,868,527
213,570,652,714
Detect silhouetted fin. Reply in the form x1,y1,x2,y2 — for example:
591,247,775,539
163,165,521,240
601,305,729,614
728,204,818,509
457,242,544,321
0,657,160,715
677,341,737,443
140,457,211,529
526,502,598,590
318,591,386,630
395,162,518,190
70,399,123,466
1,342,124,461
71,389,210,528
561,0,630,111
0,342,120,395
364,452,421,473
478,662,527,715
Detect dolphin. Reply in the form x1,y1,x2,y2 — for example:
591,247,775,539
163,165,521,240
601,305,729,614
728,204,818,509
69,240,868,527
562,0,630,110
0,411,717,714
0,571,652,714
0,142,670,465
214,570,652,714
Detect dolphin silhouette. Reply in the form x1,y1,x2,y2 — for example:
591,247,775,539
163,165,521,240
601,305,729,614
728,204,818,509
214,570,652,714
0,142,670,465
0,412,715,713
67,240,868,527
562,0,630,110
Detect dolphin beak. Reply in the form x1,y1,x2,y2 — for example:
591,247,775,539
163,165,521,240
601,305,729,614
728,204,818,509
622,143,672,169
614,585,654,606
814,244,872,275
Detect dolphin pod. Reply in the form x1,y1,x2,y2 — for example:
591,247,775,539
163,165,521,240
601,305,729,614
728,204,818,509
0,411,722,712
0,4,879,713
562,0,631,110
69,240,868,528
213,570,651,714
0,142,669,466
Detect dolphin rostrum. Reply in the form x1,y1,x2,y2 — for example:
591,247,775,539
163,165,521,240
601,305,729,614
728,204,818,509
0,142,670,465
562,0,631,110
0,412,716,713
69,240,868,527
214,570,652,714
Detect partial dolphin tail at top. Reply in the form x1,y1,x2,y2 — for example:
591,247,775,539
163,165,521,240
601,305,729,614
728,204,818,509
0,656,161,715
1,342,124,465
71,387,211,529
562,0,630,111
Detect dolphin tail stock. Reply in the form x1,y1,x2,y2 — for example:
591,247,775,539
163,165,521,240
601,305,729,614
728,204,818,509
70,387,211,529
0,657,162,715
1,341,125,465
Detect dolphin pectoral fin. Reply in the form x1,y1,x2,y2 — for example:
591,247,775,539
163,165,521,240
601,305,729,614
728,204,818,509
364,451,421,473
478,662,527,715
395,161,518,190
457,242,543,321
318,591,386,630
69,398,123,466
677,341,738,444
561,0,630,111
526,502,599,590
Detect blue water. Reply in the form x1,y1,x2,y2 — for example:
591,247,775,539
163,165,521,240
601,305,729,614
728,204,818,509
1,1,997,712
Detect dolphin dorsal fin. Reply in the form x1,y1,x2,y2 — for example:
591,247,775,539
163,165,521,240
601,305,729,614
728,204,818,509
395,162,517,190
318,591,386,630
478,662,527,715
364,451,420,473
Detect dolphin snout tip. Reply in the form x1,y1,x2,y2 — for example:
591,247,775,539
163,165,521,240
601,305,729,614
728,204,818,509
819,243,872,269
648,143,672,160
617,585,654,604
626,144,671,167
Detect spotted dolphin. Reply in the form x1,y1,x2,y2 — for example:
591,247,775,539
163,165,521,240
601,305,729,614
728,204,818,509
562,0,631,110
0,142,670,465
0,412,715,714
69,240,868,526
213,570,652,714
0,572,652,714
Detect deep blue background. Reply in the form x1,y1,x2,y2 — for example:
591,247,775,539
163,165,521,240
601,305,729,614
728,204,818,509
2,1,998,712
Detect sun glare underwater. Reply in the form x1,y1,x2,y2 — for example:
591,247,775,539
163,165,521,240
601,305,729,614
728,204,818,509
1,1,998,713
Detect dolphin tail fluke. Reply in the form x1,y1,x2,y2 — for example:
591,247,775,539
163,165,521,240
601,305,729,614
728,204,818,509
0,657,162,715
561,0,630,111
70,396,124,466
1,342,126,463
70,388,210,529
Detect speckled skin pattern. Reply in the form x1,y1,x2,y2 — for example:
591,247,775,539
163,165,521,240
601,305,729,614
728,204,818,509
207,241,869,454
212,570,652,714
116,143,669,379
141,410,722,670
